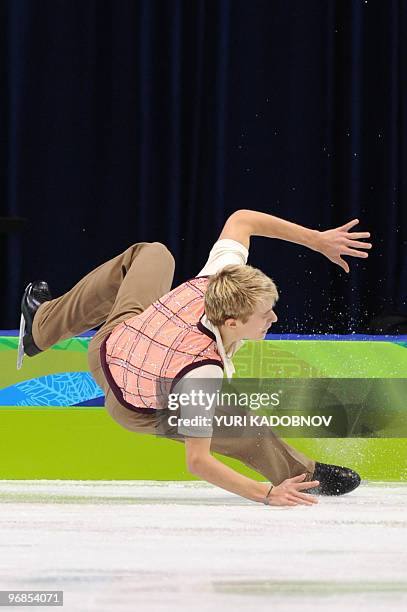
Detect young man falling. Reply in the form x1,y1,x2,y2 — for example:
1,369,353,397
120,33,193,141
17,210,371,507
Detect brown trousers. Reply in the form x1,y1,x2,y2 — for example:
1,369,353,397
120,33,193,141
32,242,315,485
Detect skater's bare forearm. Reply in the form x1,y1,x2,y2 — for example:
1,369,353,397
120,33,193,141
219,209,318,250
219,210,372,273
187,451,271,503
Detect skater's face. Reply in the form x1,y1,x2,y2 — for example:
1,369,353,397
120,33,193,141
241,300,278,339
223,299,278,341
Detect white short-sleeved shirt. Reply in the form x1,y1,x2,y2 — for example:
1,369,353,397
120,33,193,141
175,238,249,436
196,238,249,277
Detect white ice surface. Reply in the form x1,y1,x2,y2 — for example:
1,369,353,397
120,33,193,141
0,481,406,611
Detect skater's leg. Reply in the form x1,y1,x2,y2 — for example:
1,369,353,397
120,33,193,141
32,242,174,351
209,430,315,485
87,241,175,378
97,241,175,331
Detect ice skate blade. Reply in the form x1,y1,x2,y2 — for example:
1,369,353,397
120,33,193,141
16,312,26,370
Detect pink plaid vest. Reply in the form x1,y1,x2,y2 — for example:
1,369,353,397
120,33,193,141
102,276,224,412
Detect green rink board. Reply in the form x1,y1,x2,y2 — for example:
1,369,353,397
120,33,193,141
1,336,407,481
1,409,406,481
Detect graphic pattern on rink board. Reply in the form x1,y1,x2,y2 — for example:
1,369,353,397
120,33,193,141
1,334,407,480
2,335,407,405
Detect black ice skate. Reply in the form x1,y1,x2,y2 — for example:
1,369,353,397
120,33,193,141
17,281,52,370
307,462,361,496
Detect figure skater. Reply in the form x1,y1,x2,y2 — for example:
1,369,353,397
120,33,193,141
17,210,371,506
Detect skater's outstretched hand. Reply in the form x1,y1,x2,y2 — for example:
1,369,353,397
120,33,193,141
268,473,319,506
185,439,321,506
314,218,372,273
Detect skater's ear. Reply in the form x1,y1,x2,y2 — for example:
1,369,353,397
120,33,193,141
219,210,253,249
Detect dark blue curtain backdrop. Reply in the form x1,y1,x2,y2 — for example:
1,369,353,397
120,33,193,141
1,0,406,332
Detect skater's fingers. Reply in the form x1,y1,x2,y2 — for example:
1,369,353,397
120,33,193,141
340,218,359,231
346,231,370,239
287,495,315,506
296,480,320,491
270,496,297,507
285,474,307,484
292,491,319,504
343,248,369,258
280,499,297,507
336,256,350,273
345,240,372,249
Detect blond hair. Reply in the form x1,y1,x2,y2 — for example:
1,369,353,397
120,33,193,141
204,264,278,326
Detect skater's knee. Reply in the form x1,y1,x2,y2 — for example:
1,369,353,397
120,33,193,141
151,242,175,270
